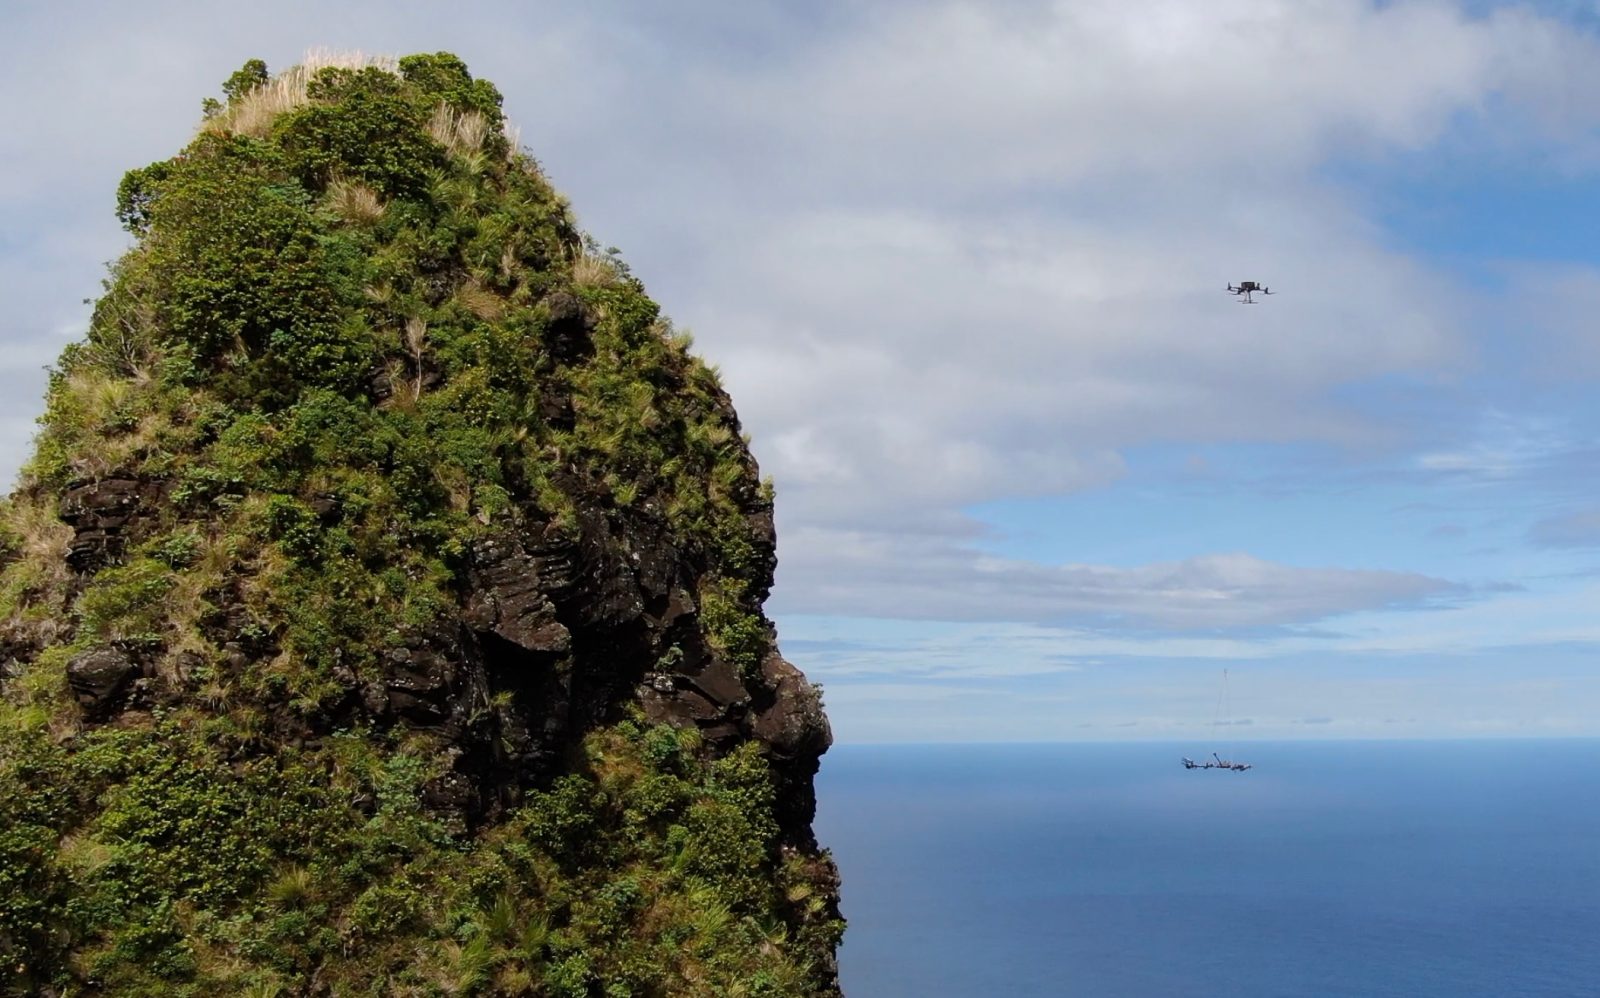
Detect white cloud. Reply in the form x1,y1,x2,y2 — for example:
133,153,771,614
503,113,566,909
634,0,1600,553
727,0,1555,188
773,529,1456,628
713,197,1460,538
1414,409,1572,479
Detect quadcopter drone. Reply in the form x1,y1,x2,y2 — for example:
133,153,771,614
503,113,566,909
1227,281,1272,304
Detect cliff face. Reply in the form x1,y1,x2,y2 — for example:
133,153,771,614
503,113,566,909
0,53,841,995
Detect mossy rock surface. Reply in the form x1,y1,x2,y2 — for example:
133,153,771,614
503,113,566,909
0,52,840,996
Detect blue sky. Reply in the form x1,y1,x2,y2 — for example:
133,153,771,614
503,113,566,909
6,1,1600,742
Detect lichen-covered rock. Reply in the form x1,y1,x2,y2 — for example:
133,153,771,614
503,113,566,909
0,51,841,996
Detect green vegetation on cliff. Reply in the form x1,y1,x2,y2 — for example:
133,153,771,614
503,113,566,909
0,52,840,995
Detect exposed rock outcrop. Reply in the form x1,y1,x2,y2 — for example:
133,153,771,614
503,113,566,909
57,477,164,573
65,645,139,719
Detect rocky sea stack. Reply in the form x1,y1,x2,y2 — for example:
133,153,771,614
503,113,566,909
0,52,841,995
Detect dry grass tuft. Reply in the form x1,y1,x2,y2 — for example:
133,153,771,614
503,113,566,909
422,936,494,996
364,282,395,309
69,370,134,424
457,281,506,321
0,499,75,665
378,358,410,409
404,316,429,401
197,678,234,712
570,247,620,289
4,498,73,570
58,832,115,877
497,244,521,286
325,178,386,225
0,498,74,650
204,49,398,138
205,66,312,139
427,103,490,157
51,369,176,479
435,463,472,516
301,47,398,75
266,866,317,908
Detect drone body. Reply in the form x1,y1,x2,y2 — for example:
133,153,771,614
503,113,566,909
1227,281,1272,303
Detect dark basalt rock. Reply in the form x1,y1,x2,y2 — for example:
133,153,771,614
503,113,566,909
463,536,572,655
543,289,596,364
420,749,480,834
381,641,460,727
751,651,832,761
66,645,139,719
0,631,43,689
753,651,832,845
57,477,164,573
307,492,339,520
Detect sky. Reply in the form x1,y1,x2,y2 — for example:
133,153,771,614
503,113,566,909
5,1,1600,743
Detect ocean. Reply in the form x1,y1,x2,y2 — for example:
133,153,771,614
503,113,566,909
814,740,1600,997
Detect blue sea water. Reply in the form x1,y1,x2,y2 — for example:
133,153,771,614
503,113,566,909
814,740,1600,997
